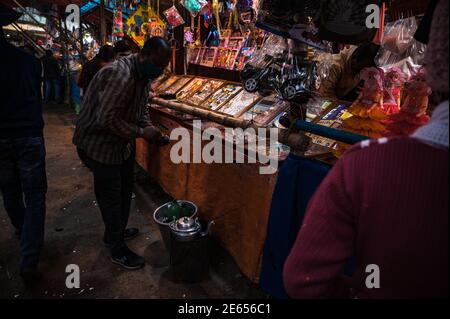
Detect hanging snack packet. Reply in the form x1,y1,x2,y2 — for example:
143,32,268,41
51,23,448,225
163,5,185,28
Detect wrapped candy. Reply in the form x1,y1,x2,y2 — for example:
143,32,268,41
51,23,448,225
384,68,431,136
163,5,185,28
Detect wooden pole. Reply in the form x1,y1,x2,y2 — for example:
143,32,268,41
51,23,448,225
152,98,259,129
12,0,85,59
151,97,311,151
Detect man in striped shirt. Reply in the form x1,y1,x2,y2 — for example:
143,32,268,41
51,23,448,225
73,37,171,270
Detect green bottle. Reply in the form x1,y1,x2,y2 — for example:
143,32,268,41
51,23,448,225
167,200,182,220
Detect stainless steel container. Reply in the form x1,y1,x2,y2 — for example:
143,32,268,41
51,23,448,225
153,200,198,250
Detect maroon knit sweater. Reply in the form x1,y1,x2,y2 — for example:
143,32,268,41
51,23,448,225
284,137,449,299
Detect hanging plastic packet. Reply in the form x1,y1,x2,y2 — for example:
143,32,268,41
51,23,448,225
376,16,425,78
180,0,208,17
163,5,185,28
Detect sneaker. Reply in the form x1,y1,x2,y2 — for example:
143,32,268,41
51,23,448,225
103,228,140,248
111,246,145,270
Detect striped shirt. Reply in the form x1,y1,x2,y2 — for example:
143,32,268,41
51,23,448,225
73,54,152,165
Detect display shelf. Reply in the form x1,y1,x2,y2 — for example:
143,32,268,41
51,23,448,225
184,79,226,106
240,95,290,126
154,75,182,94
165,76,194,95
176,77,211,102
202,83,243,111
217,90,262,117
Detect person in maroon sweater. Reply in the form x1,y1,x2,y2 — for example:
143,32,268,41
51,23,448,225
283,0,449,299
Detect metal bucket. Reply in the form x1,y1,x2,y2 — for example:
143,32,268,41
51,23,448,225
153,200,198,251
169,231,211,284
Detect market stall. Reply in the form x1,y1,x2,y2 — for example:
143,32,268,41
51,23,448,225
136,72,292,282
125,0,435,288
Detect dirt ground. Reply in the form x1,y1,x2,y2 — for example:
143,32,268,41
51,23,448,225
0,103,265,299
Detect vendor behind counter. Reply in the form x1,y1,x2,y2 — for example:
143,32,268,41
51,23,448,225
319,43,380,102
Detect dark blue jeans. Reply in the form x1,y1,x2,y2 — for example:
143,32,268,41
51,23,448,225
45,79,61,103
0,137,47,269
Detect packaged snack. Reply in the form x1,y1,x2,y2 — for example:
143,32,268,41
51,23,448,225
163,5,185,28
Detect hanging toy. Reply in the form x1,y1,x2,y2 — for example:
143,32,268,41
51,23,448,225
201,1,213,28
184,28,195,45
206,25,220,47
112,0,124,37
163,5,185,28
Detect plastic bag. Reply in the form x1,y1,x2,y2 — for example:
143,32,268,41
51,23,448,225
245,34,288,68
163,6,185,28
381,17,418,55
314,51,335,89
376,39,427,78
180,0,208,17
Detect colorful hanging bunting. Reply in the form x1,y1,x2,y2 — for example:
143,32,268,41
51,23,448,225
113,0,124,37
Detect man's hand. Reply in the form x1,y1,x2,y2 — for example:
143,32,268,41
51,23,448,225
140,126,162,143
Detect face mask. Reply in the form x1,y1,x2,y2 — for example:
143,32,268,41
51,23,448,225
139,61,164,80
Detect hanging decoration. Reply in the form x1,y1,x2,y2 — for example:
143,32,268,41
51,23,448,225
126,2,166,47
181,0,208,17
113,0,125,37
212,0,221,37
184,27,195,46
201,1,213,28
163,5,185,28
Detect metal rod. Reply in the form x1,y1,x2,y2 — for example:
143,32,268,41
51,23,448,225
12,0,84,58
10,22,45,55
294,120,369,145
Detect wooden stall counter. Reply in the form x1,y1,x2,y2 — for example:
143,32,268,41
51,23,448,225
136,108,278,283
